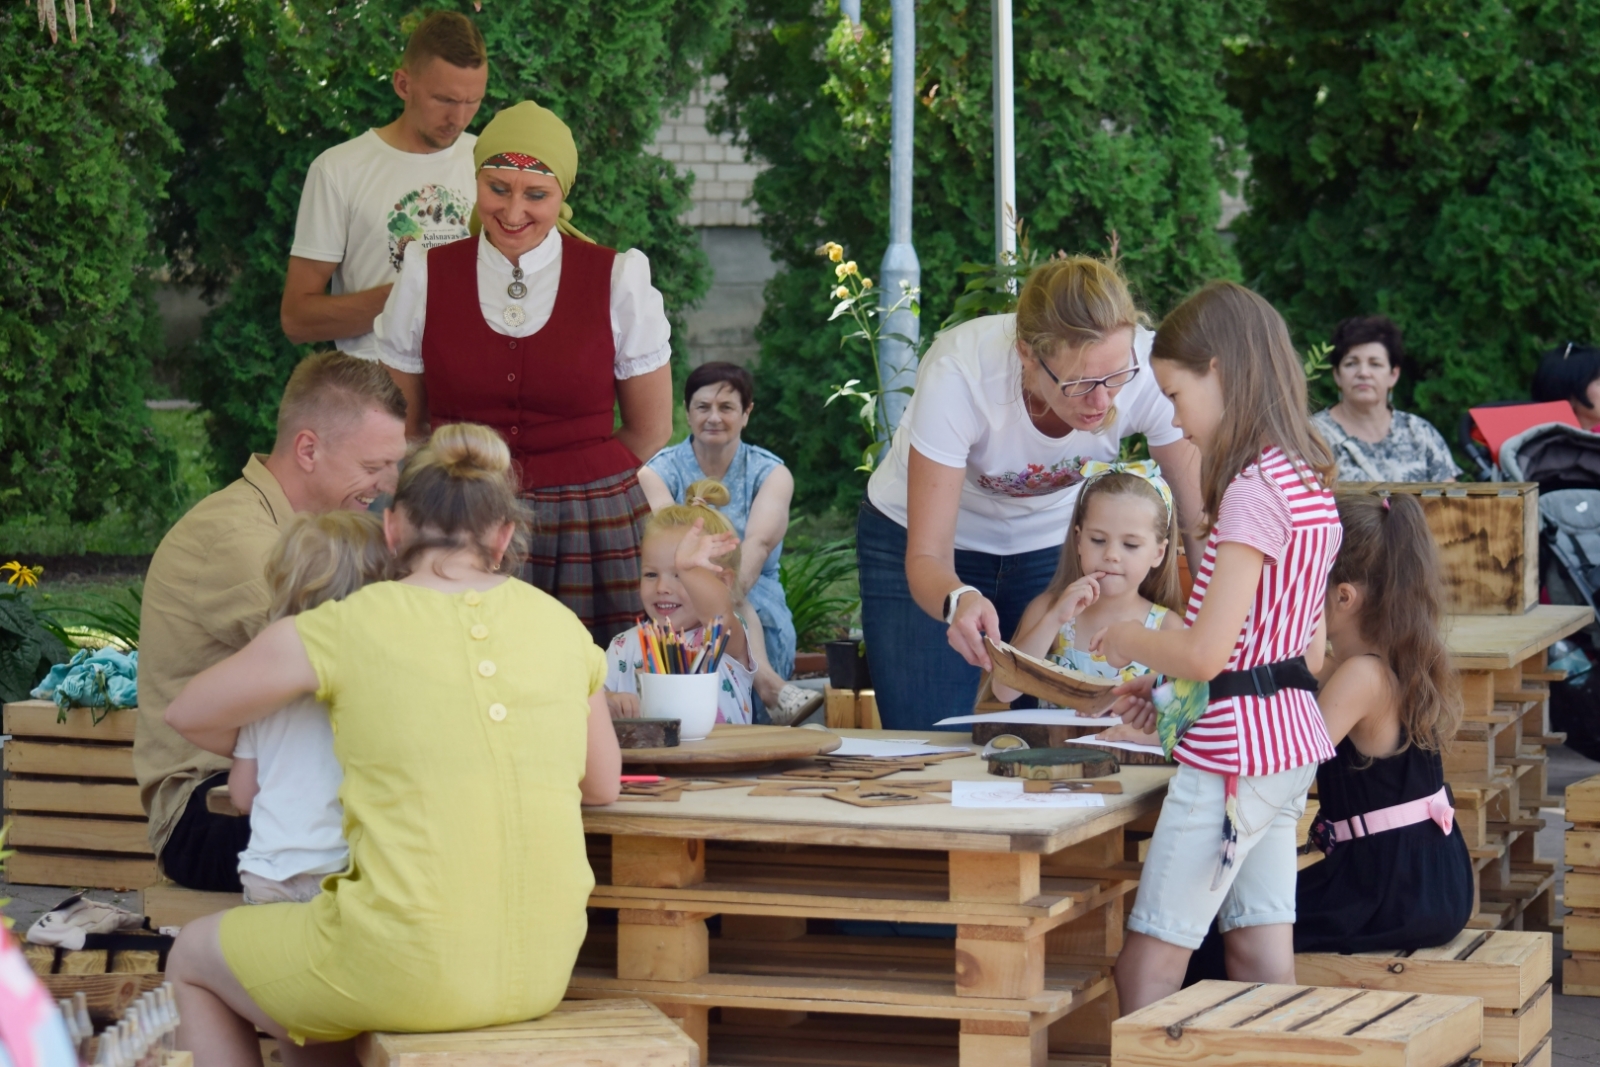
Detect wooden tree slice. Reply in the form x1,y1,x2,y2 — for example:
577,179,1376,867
620,724,840,773
984,637,1118,713
972,721,1103,748
614,719,680,749
985,745,1119,780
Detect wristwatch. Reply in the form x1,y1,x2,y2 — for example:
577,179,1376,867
943,585,980,625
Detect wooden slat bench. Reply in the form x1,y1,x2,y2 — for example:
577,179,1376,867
355,998,700,1067
142,880,241,929
1296,930,1551,1067
1110,980,1483,1067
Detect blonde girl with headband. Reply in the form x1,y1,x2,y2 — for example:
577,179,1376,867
990,465,1185,704
857,254,1203,730
229,511,388,906
163,423,620,1060
603,479,757,725
376,100,675,646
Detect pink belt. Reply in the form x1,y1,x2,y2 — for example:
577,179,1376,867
1326,786,1454,843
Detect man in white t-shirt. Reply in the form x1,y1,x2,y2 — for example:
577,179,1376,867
279,11,489,361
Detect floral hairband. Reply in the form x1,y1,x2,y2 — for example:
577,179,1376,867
1079,458,1174,520
479,152,555,175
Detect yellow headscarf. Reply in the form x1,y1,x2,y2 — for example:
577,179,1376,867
468,101,595,244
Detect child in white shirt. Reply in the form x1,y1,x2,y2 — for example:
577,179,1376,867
229,510,387,905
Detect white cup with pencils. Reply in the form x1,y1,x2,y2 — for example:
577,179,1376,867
639,673,720,741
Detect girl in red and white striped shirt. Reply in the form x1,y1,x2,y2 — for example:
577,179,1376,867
1090,281,1341,1013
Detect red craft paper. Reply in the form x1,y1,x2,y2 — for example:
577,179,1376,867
1469,401,1579,462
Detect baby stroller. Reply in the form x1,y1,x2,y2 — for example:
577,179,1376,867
1486,412,1600,759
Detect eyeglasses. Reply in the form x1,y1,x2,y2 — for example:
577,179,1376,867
1037,352,1141,398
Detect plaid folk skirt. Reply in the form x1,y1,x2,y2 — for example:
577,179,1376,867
519,468,650,647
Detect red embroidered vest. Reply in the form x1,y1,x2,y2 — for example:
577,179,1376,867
420,235,639,491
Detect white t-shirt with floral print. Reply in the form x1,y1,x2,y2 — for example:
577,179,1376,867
866,315,1184,555
605,623,754,725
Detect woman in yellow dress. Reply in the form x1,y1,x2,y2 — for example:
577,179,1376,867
163,422,621,1065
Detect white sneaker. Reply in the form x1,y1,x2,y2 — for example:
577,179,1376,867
769,684,825,727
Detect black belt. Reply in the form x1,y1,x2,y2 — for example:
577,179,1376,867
1209,657,1320,700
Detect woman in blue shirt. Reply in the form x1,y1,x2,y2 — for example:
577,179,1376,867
639,362,820,724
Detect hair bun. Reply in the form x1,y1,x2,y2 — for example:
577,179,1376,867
684,478,731,509
428,423,511,479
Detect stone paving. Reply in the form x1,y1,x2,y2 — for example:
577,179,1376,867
5,744,1600,1063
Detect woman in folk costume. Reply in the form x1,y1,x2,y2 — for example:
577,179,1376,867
377,101,674,645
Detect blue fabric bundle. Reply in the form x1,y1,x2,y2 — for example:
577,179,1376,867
31,647,139,710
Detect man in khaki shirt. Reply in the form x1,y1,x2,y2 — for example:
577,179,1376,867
137,352,407,892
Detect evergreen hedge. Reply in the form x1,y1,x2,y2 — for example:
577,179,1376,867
715,0,1257,512
162,0,739,470
0,4,178,524
1228,0,1600,433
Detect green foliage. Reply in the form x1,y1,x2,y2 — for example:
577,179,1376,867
0,4,179,524
715,0,1256,511
54,584,143,652
779,539,861,650
0,578,70,705
1228,0,1600,435
161,0,739,469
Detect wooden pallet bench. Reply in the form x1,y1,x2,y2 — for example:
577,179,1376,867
355,998,700,1067
1110,979,1483,1067
2,699,158,890
1296,929,1551,1067
141,880,242,929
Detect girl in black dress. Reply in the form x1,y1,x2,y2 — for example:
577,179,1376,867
1188,491,1471,980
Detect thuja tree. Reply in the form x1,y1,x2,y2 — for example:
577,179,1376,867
715,0,1257,512
162,0,739,469
1229,0,1600,430
0,3,179,522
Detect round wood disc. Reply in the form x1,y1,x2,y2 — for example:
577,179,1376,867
619,723,841,770
985,745,1119,780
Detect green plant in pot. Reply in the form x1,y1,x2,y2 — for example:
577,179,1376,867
0,562,70,704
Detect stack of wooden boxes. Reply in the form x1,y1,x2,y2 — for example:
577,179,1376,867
2,699,157,890
1351,483,1590,932
1563,774,1600,994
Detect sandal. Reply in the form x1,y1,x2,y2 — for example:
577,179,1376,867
769,684,825,726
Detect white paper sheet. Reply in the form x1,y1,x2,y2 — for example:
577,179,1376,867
933,709,1122,728
950,780,1108,809
1075,732,1166,758
828,738,973,759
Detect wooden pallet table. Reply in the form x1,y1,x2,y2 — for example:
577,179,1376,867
572,728,1170,1067
1,699,158,890
1444,606,1591,931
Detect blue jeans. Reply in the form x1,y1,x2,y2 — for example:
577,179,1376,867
856,501,1062,730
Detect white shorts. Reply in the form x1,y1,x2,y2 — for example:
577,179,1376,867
1127,761,1316,950
240,870,326,906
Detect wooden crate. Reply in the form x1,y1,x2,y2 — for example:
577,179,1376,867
2,699,157,890
1565,774,1600,995
1347,482,1537,614
1110,980,1482,1067
356,998,700,1067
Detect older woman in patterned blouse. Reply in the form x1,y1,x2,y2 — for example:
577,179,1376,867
1310,316,1459,483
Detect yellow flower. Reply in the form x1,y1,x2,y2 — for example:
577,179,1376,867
817,241,844,262
1,561,41,589
861,278,874,290
835,263,849,280
843,261,859,276
834,285,850,299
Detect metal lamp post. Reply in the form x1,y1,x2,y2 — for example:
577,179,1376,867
876,0,921,437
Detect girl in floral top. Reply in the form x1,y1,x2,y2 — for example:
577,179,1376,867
604,479,755,725
990,464,1185,704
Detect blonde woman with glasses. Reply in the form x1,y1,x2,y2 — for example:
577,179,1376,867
858,257,1202,729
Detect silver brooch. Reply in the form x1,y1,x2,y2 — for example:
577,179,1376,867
502,304,526,328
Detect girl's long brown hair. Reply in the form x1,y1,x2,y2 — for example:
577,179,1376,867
1150,281,1336,533
1331,492,1461,752
1043,473,1184,614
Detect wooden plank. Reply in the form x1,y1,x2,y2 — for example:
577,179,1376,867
355,998,700,1067
8,815,151,855
3,778,145,818
954,926,1045,999
1570,775,1600,827
612,836,705,889
141,881,241,929
1564,954,1600,997
1482,983,1551,1064
1294,930,1550,1011
1566,872,1600,911
6,851,158,891
1565,913,1600,954
616,912,710,983
1445,606,1593,672
620,724,842,767
1110,981,1481,1067
3,701,138,743
4,740,136,780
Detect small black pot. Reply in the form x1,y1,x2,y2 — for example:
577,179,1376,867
825,639,872,691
